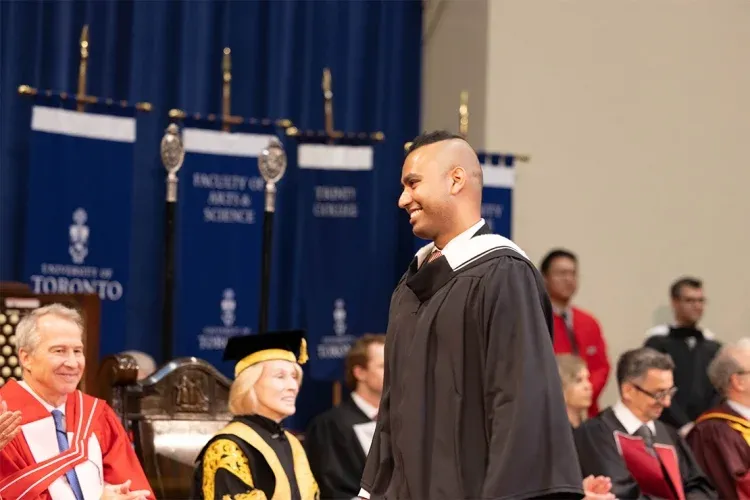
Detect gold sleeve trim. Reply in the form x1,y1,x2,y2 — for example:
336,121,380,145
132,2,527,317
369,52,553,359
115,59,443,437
202,438,254,500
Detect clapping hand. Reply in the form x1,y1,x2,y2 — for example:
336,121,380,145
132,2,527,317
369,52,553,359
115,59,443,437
100,480,151,500
583,474,616,500
0,395,22,450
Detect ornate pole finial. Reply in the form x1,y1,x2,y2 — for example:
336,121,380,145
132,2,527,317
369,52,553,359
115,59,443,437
222,47,232,132
160,123,185,203
77,25,89,112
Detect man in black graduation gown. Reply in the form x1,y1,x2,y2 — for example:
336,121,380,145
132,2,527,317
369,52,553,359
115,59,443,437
644,278,722,435
358,131,584,500
573,347,716,500
305,334,384,499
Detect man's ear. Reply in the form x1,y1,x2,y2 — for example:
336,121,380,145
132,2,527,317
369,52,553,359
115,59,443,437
352,364,366,383
18,348,30,372
620,383,633,401
449,167,466,194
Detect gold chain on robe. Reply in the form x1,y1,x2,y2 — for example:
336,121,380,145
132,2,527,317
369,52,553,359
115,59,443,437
695,411,750,446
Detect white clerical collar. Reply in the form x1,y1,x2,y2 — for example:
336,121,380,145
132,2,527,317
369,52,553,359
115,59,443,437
613,400,656,435
727,400,750,421
19,380,66,415
351,392,378,420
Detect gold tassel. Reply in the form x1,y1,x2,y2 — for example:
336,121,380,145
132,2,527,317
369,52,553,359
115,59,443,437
298,338,309,365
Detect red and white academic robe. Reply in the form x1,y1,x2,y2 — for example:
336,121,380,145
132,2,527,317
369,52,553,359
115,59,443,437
0,379,154,500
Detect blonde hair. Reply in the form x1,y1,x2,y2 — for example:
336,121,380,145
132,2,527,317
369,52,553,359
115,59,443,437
228,360,304,416
15,303,84,357
556,354,587,389
556,354,589,423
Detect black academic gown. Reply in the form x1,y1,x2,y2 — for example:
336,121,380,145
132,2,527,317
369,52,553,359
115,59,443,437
191,414,319,500
304,396,374,499
360,225,585,500
573,407,717,500
645,328,722,430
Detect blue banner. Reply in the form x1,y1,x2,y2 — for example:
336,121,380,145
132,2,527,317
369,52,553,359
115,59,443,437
291,142,378,381
478,153,516,237
22,105,135,356
172,127,280,378
413,151,516,251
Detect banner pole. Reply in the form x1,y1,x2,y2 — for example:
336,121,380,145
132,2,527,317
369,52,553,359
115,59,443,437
77,25,89,112
222,48,232,132
321,68,345,404
458,90,469,139
160,124,185,362
18,25,152,113
257,139,288,335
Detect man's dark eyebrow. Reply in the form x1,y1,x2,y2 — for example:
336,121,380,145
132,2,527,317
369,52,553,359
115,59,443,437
401,173,421,186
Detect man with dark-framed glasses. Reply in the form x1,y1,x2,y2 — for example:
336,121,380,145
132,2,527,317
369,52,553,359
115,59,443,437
573,347,716,499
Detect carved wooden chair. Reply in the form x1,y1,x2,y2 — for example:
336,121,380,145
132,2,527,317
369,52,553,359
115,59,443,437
98,355,233,499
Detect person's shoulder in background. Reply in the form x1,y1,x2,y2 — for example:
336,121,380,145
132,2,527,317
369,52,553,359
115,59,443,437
644,323,717,341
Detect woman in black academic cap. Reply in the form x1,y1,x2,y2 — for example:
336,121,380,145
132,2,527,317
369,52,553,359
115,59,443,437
192,330,320,500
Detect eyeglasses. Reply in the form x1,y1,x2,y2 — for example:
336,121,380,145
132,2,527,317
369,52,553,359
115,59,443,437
678,297,706,305
632,383,678,401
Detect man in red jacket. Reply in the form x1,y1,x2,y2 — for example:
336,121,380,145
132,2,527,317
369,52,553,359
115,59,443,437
541,249,610,417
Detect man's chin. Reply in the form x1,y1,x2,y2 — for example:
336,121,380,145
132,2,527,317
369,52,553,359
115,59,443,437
411,224,431,240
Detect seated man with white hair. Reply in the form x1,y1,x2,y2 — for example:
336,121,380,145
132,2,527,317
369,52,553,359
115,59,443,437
687,338,750,499
0,303,153,500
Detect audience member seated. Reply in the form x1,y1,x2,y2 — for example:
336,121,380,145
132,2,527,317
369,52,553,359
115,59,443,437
0,303,153,500
0,394,21,450
541,249,610,417
305,334,384,499
644,277,722,436
119,350,157,380
557,354,593,428
687,338,750,499
573,347,716,500
192,330,319,500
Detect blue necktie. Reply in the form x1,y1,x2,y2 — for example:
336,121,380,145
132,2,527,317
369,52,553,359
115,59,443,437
51,410,85,500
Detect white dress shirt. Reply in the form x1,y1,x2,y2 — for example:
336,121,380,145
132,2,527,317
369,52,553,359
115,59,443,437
612,399,656,435
727,399,750,421
351,392,378,420
19,380,66,416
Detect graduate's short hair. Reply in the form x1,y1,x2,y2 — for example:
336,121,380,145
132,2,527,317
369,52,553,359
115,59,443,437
540,249,577,275
670,276,703,299
15,303,84,357
344,334,386,390
405,130,468,157
228,360,304,416
707,338,750,395
616,347,675,388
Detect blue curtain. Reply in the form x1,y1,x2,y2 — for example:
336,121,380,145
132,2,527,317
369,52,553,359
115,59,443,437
0,0,421,428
